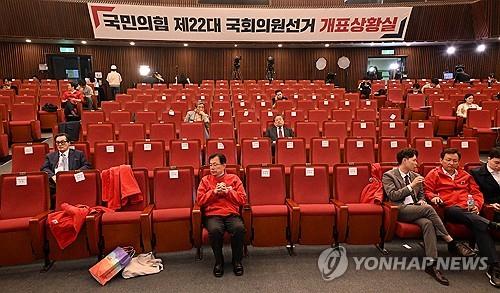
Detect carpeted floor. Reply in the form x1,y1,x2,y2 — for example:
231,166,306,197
0,241,497,293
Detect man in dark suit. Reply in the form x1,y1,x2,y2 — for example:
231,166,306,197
471,148,500,220
41,133,91,207
382,148,474,286
264,114,294,143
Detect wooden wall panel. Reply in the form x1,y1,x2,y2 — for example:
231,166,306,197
0,42,498,90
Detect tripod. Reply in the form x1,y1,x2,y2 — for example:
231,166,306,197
266,67,275,81
232,65,242,80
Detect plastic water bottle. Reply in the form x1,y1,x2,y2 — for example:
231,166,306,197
467,194,475,211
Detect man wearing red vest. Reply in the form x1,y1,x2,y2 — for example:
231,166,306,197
197,153,247,277
425,148,500,288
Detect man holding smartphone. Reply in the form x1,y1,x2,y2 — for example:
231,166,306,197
382,148,473,286
425,148,500,287
197,153,247,278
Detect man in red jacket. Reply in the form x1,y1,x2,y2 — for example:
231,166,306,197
424,148,500,288
197,153,247,278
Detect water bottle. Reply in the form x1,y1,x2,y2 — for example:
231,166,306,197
467,194,475,211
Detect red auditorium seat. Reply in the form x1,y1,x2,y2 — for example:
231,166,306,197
310,137,341,173
275,138,307,174
408,120,434,143
152,167,194,253
86,123,114,154
93,141,128,171
132,140,166,177
448,137,480,166
150,122,176,152
118,123,146,152
135,111,158,135
332,164,384,245
344,137,376,163
179,122,206,147
9,103,42,143
378,138,409,164
0,172,50,266
380,107,402,121
295,121,319,149
38,95,63,130
169,139,202,174
413,137,444,165
246,164,289,248
240,138,272,168
431,100,458,137
380,121,405,138
100,168,151,254
287,164,336,247
351,121,377,140
331,109,353,132
47,170,101,261
210,121,235,139
284,110,306,131
81,111,105,138
355,108,377,122
11,142,50,172
463,109,496,152
101,101,121,121
205,138,237,165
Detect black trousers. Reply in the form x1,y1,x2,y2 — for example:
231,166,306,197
205,215,245,264
445,206,498,264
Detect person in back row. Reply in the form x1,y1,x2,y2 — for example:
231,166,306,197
456,93,482,119
382,148,475,286
61,82,84,121
424,148,500,288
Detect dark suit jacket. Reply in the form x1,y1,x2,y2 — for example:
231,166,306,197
382,168,424,205
471,163,500,204
264,125,294,142
40,149,91,178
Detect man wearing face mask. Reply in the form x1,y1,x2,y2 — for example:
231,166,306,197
471,148,500,221
424,148,500,288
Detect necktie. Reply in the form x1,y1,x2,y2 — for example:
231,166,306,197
277,127,282,138
61,153,68,171
404,175,417,203
280,127,284,138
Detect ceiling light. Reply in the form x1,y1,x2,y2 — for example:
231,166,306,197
324,44,330,48
476,44,486,52
446,46,456,55
25,39,32,43
129,41,135,46
234,44,238,47
278,44,283,48
81,40,87,44
183,43,188,47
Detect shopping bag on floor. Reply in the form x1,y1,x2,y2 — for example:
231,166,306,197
122,252,164,279
89,246,134,285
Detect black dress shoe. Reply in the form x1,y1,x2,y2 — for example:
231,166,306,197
213,263,224,278
425,265,449,286
487,265,500,288
449,242,476,257
233,262,244,276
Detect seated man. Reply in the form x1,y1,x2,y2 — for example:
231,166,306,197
40,133,92,207
424,148,500,288
471,147,500,221
264,115,294,154
382,148,474,286
271,89,287,107
196,153,247,278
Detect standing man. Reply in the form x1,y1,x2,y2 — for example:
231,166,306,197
40,133,92,208
471,147,500,221
106,64,122,100
382,148,474,286
424,148,500,288
197,153,246,278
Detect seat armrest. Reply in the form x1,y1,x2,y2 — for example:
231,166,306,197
286,199,300,244
29,210,50,258
85,212,103,256
192,203,202,248
382,202,399,242
481,205,496,221
140,204,154,252
241,204,252,245
331,199,348,243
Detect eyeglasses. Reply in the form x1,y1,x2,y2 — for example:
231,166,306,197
55,140,68,145
209,163,222,167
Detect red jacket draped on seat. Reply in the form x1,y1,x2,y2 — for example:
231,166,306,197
101,165,143,210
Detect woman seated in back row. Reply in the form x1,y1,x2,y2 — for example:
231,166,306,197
456,93,482,119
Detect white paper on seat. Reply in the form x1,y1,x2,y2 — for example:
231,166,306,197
360,122,367,129
267,111,273,117
348,167,358,176
418,122,425,129
312,95,317,100
344,100,350,106
217,142,224,150
389,114,396,120
323,100,329,105
106,145,115,153
74,172,85,182
366,100,371,106
424,140,432,148
291,111,297,117
321,140,329,148
461,141,469,149
294,94,298,99
305,167,315,177
244,111,249,117
261,168,270,178
24,146,33,155
389,122,396,129
286,141,294,149
240,101,245,107
169,170,179,179
16,176,27,186
143,143,152,151
261,101,266,107
356,140,364,148
181,142,189,150
390,141,398,148
219,111,225,117
251,141,260,149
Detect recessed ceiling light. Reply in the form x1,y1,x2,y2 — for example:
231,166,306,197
476,44,486,52
277,44,283,48
370,42,374,46
183,43,188,47
234,44,238,47
129,41,135,46
324,44,330,48
25,39,31,43
81,40,87,44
